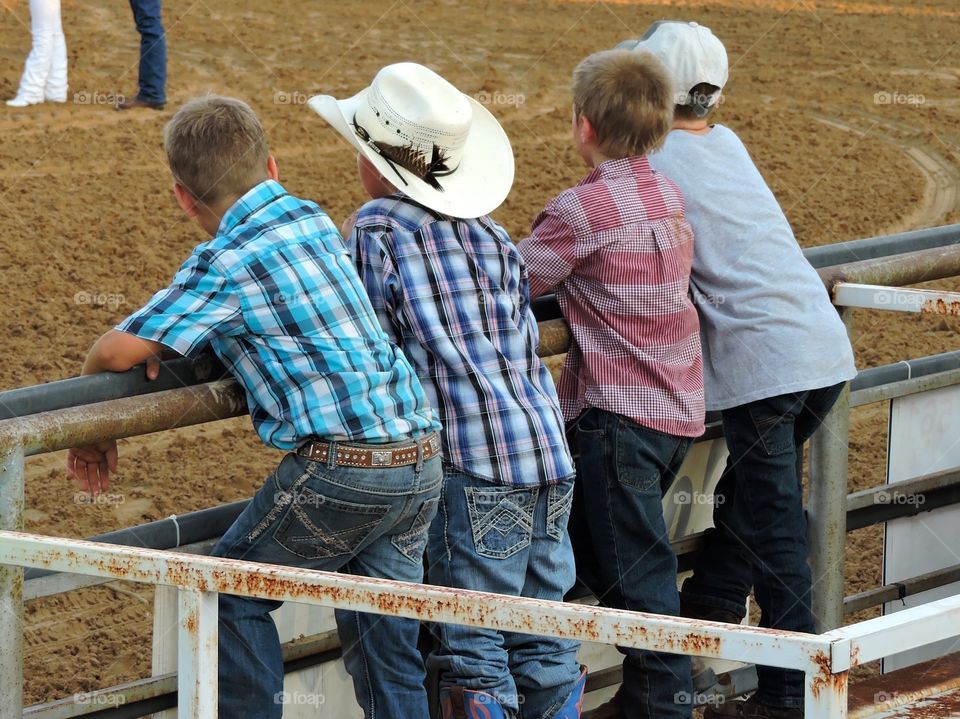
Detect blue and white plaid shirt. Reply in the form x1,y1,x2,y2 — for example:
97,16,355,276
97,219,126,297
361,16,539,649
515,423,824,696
118,180,439,450
348,194,574,487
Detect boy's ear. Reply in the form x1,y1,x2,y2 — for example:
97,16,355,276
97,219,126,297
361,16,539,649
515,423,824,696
266,155,279,182
577,115,598,147
173,182,200,218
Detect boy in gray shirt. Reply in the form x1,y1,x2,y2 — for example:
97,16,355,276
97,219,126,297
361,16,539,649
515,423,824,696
600,21,857,719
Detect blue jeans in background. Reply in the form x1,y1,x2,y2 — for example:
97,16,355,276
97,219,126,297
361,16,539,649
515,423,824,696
210,450,442,719
128,0,166,103
426,469,582,719
681,382,846,709
568,408,693,719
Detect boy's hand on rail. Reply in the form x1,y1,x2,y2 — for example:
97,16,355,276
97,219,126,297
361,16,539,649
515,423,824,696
67,440,118,496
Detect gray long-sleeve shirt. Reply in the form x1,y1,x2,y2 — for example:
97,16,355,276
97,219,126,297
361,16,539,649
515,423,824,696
649,125,856,411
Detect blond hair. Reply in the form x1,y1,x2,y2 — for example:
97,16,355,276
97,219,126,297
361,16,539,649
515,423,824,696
164,95,269,204
572,49,674,158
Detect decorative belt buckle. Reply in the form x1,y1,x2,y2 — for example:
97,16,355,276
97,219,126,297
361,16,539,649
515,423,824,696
427,435,441,455
371,450,393,466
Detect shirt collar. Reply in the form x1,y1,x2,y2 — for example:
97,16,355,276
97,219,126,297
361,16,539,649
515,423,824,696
217,179,288,236
579,156,653,186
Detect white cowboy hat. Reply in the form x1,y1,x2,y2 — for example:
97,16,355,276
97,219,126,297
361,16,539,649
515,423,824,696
308,62,515,219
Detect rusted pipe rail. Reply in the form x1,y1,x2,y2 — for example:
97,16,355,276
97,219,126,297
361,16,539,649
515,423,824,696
0,380,245,457
819,244,960,297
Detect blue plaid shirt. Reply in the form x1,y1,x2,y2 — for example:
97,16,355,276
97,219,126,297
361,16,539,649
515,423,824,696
348,194,574,487
118,180,439,450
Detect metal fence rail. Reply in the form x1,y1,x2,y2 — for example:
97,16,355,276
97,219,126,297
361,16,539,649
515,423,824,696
1,529,960,719
0,530,848,719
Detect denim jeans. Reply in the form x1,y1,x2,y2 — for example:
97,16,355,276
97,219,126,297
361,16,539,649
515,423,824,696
426,469,582,719
568,408,694,719
128,0,166,103
681,382,846,709
210,450,442,719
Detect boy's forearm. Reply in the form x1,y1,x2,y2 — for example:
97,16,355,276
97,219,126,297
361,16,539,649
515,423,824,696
82,330,166,375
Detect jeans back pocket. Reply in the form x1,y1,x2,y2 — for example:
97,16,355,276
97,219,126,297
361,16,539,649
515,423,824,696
273,488,391,560
465,486,537,560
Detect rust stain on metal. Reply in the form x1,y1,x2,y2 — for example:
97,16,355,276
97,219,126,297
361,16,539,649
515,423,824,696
849,652,960,718
184,614,198,635
680,632,722,655
810,650,848,699
920,297,960,316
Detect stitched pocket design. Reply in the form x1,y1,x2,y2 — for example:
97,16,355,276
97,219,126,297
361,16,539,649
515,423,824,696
465,486,537,560
273,490,391,560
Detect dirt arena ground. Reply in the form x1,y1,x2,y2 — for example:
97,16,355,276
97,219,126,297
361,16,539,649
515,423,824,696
2,0,959,705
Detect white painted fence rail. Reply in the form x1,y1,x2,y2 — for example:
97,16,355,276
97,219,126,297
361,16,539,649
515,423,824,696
2,530,959,719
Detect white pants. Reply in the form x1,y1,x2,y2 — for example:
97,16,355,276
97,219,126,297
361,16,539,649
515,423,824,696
14,0,68,102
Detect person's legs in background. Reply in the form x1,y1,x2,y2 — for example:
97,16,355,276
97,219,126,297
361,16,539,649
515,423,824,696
8,0,64,106
128,0,166,105
43,0,67,101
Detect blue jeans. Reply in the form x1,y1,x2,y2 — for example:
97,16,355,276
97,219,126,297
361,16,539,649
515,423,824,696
210,450,442,719
681,383,846,709
426,469,582,719
568,408,693,719
128,0,166,103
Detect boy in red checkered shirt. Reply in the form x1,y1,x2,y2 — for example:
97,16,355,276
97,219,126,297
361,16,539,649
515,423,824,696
518,49,705,719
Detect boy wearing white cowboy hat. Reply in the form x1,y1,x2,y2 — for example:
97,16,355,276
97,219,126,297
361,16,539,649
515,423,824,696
309,62,587,719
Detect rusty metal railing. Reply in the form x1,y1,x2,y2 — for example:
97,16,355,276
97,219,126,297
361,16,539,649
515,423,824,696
0,529,861,719
1,525,960,719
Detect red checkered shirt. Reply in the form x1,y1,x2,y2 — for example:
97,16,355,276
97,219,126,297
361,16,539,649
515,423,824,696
518,156,705,437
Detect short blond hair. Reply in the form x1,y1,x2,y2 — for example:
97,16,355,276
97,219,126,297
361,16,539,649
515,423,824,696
572,49,674,159
164,95,269,204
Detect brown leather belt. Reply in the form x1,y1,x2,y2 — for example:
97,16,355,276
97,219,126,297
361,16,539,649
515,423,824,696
296,432,441,468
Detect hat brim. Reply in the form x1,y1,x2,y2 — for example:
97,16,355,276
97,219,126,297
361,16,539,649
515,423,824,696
308,90,515,219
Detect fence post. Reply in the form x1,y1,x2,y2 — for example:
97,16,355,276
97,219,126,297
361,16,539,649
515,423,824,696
808,308,853,632
177,588,218,718
0,444,24,719
804,664,848,719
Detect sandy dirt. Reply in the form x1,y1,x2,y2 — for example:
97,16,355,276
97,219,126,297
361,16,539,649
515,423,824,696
1,0,959,705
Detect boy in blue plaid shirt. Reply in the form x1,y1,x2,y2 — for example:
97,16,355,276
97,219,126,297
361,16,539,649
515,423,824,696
311,63,587,719
65,95,443,719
